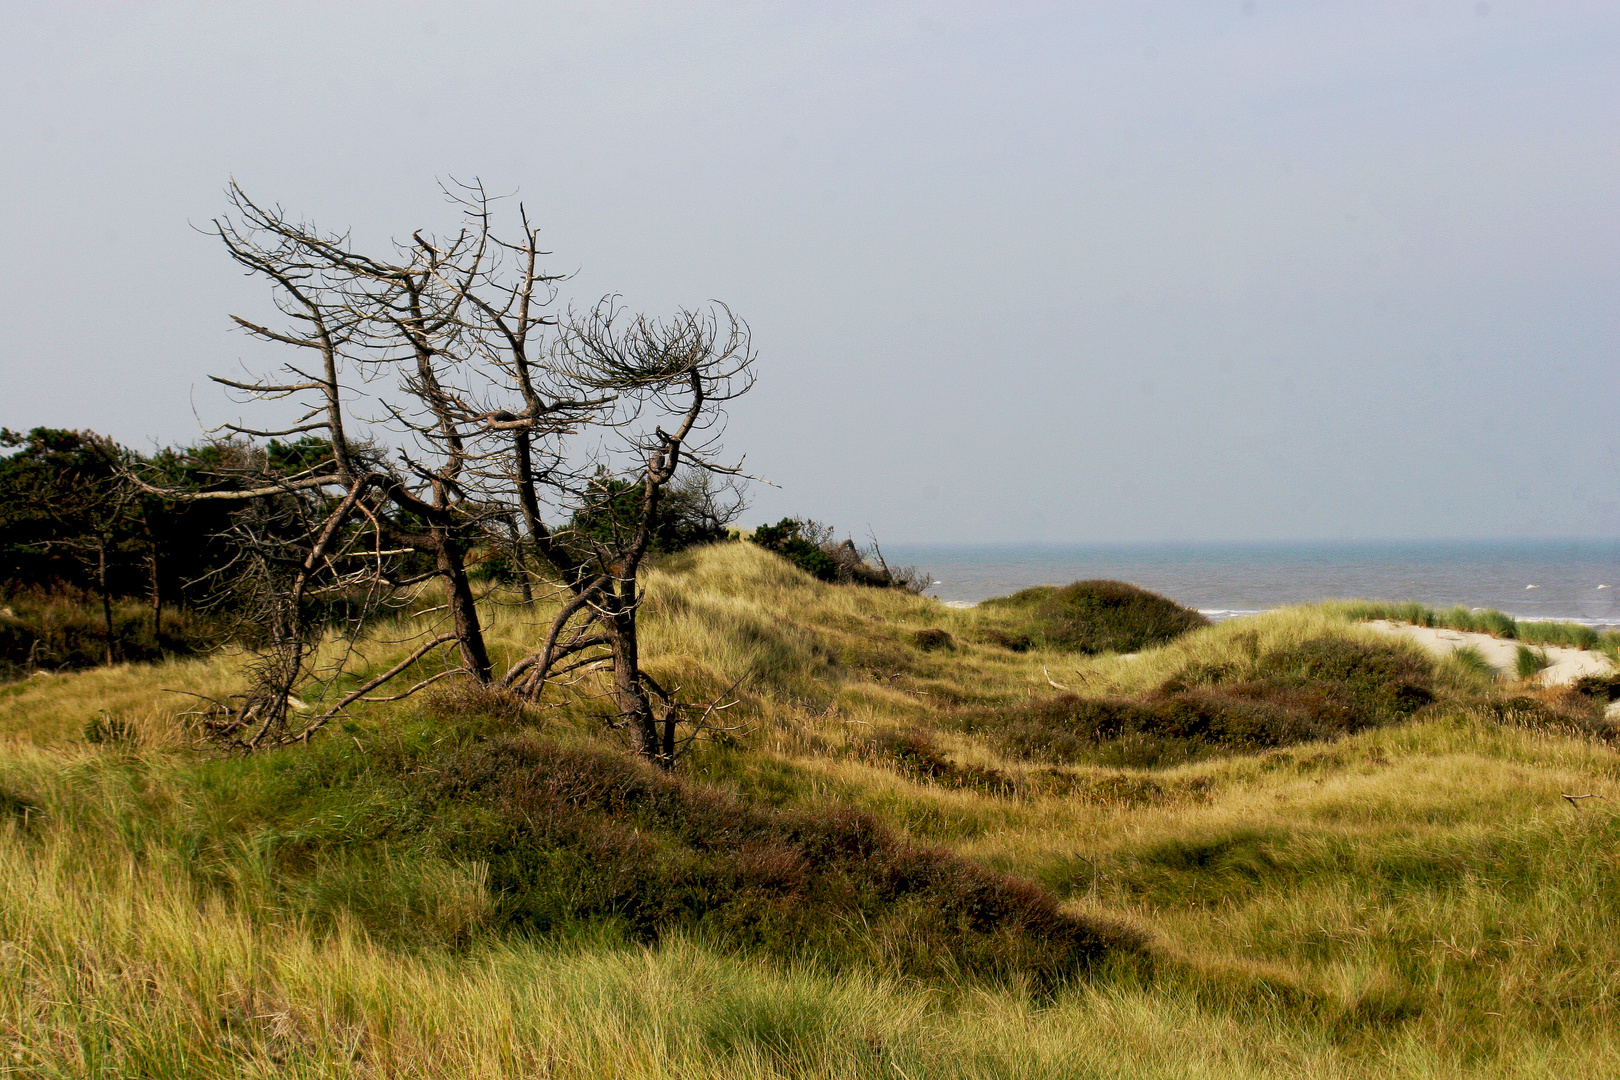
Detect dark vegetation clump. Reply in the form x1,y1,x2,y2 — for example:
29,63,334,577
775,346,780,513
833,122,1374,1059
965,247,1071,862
750,518,929,593
0,589,224,678
859,726,1014,795
979,580,1208,654
414,737,1143,983
911,628,955,651
1473,692,1620,742
1572,673,1620,703
951,636,1436,769
419,681,533,728
980,628,1034,652
381,734,1145,985
0,785,44,831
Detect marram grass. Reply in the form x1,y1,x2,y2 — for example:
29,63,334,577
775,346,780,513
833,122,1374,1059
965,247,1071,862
3,542,1620,1077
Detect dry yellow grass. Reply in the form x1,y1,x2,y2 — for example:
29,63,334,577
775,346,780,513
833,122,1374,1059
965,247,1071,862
4,541,1620,1077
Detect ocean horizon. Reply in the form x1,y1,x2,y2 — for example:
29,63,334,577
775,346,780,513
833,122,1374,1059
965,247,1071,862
879,538,1620,627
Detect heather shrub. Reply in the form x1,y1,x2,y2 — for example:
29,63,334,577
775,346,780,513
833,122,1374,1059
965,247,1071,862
415,736,1144,985
979,580,1207,654
859,725,1014,795
951,636,1436,769
1571,673,1620,702
419,680,533,727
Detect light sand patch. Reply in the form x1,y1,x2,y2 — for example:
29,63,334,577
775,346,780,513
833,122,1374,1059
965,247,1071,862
1363,619,1614,686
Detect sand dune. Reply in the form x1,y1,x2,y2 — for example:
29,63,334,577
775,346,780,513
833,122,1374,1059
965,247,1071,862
1364,619,1614,687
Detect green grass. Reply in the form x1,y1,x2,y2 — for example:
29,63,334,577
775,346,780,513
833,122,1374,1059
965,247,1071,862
1335,598,1619,657
3,543,1620,1077
1516,644,1551,679
1449,644,1498,682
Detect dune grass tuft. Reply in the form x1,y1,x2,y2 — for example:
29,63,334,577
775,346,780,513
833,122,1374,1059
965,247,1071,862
1335,598,1619,655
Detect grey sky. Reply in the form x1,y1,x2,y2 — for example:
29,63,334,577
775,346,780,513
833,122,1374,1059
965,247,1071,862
2,1,1615,542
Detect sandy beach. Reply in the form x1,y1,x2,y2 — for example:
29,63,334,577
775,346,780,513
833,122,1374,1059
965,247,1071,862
1364,619,1615,687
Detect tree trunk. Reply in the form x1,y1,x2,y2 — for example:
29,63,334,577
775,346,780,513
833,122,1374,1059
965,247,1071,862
148,539,162,643
97,541,114,665
435,536,493,683
609,611,664,766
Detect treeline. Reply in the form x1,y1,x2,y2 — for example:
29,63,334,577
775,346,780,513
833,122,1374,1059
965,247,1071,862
0,426,736,675
0,427,267,673
0,427,318,606
0,426,920,680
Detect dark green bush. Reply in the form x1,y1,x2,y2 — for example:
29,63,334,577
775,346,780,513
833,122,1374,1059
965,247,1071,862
860,726,1013,795
979,580,1208,654
912,628,955,651
414,736,1142,985
751,519,839,581
750,518,927,591
951,636,1436,769
1571,673,1620,702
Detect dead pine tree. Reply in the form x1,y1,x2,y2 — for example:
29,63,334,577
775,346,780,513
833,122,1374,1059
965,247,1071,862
486,300,756,766
142,180,755,762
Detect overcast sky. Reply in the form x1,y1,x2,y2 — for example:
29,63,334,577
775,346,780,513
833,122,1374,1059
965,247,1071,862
2,1,1615,543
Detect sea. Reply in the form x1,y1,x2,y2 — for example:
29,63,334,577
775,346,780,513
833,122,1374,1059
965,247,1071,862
879,539,1620,629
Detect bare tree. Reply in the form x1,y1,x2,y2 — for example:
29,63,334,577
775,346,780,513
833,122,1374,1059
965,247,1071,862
491,300,756,765
144,181,754,762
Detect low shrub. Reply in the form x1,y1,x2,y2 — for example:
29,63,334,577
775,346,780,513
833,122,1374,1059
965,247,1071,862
911,628,955,651
979,628,1033,652
951,636,1436,769
979,580,1207,654
1571,673,1620,702
419,680,533,728
859,726,1013,795
414,736,1143,985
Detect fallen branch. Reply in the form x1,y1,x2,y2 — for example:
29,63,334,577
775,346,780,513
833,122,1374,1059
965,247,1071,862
285,633,459,744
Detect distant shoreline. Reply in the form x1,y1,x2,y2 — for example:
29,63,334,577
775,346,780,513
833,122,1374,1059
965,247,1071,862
891,538,1620,624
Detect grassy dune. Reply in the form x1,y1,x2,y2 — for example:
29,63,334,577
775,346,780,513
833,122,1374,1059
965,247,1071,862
4,543,1620,1077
